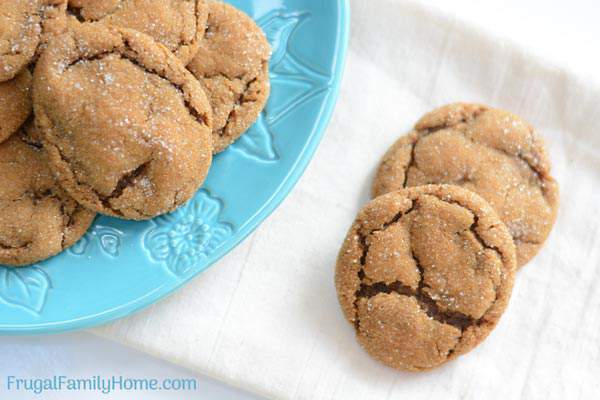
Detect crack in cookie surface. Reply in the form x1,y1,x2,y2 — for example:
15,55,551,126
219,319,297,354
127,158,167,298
337,186,516,370
351,197,501,334
214,74,260,138
0,132,95,266
34,23,213,220
186,2,271,153
63,39,211,128
0,0,67,81
66,0,206,63
374,103,559,267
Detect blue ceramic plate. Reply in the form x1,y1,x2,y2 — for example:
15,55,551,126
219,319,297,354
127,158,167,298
0,0,349,334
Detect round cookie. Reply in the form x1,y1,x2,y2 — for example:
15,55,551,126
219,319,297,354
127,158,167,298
0,129,96,267
335,185,517,371
372,103,559,267
187,2,271,153
0,0,67,82
0,70,32,143
34,22,214,220
67,0,208,64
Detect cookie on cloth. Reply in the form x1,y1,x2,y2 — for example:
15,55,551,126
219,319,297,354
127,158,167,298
187,2,271,153
34,22,213,220
335,185,516,371
0,127,95,267
372,103,559,267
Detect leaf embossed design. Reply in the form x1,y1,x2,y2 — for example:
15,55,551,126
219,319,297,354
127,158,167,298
0,266,51,314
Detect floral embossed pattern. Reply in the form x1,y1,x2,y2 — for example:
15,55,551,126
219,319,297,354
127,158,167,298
0,0,348,333
144,190,233,277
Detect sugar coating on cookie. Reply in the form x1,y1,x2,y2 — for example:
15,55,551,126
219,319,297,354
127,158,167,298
0,70,32,144
0,0,67,82
372,103,559,267
67,0,208,64
187,2,271,153
34,23,213,220
335,185,517,371
0,129,96,266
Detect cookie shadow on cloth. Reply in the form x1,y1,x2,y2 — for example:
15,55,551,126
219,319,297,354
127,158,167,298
357,161,381,205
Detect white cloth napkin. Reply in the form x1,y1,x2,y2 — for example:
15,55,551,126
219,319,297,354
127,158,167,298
94,0,600,398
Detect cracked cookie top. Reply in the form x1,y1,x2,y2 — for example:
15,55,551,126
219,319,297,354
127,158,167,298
33,22,213,220
187,2,271,153
335,185,517,371
0,127,96,266
67,0,208,64
372,103,559,267
0,0,67,82
0,69,32,144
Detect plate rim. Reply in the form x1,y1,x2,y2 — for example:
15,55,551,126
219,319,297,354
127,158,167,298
1,0,351,335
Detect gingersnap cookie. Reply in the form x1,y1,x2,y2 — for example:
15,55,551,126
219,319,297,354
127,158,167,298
0,0,67,82
34,22,213,220
0,69,32,143
0,129,96,266
372,103,559,267
335,185,517,371
67,0,208,64
187,2,271,153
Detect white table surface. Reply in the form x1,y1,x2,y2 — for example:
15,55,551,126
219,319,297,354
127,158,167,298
1,1,598,399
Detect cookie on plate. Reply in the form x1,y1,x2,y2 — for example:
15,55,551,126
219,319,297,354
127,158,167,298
0,70,32,144
67,0,208,64
0,128,96,267
372,103,559,267
0,0,67,82
187,2,271,153
34,22,213,220
335,185,516,371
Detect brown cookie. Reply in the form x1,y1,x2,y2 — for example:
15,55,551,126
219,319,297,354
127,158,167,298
0,128,96,267
372,103,559,267
34,22,213,220
335,185,517,371
67,0,208,64
187,2,271,153
0,69,32,143
0,0,67,82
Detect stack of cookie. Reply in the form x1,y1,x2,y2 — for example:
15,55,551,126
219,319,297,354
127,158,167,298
335,103,559,371
0,0,270,267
